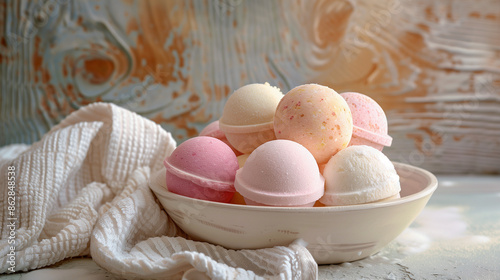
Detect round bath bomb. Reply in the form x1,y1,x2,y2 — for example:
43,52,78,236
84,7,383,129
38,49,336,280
199,120,242,155
235,139,325,207
219,83,283,154
320,145,401,206
274,84,353,164
164,136,239,203
341,92,392,151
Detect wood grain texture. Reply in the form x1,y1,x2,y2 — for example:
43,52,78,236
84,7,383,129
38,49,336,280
1,0,499,174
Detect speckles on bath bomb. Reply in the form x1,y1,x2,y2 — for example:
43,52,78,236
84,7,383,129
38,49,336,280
274,84,353,164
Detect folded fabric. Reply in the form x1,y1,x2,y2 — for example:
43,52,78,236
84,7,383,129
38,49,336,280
0,103,318,279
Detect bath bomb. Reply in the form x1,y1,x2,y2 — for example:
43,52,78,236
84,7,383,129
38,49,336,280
320,145,401,206
274,84,353,164
164,136,239,203
219,83,283,154
341,92,392,150
199,120,242,155
235,139,325,207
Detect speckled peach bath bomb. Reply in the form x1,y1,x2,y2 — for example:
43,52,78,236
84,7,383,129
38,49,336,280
274,84,353,164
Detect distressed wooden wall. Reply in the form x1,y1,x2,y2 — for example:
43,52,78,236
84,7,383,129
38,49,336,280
1,0,499,174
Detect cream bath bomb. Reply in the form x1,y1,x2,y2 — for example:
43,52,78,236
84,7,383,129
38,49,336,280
320,145,401,206
219,83,283,154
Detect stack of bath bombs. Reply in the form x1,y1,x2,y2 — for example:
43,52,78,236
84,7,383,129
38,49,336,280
164,82,400,206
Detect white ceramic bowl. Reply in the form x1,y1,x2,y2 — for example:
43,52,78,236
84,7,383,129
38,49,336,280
149,162,437,264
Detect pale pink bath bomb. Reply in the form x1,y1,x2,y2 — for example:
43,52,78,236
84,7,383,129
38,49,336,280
274,84,353,164
199,120,242,156
199,120,226,140
341,92,392,151
164,136,239,203
235,139,324,207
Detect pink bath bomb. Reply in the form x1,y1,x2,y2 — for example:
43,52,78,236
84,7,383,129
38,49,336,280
199,120,226,139
199,120,242,156
164,136,239,202
340,92,392,151
235,139,324,207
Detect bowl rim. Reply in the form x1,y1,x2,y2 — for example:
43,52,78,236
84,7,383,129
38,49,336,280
150,161,438,213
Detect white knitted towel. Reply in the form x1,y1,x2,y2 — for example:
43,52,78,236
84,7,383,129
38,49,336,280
0,103,318,279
